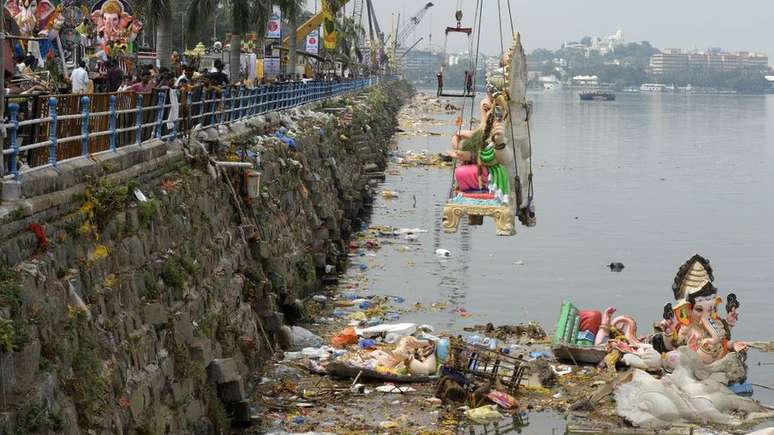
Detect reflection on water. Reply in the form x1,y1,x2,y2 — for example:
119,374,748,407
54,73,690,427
354,91,774,429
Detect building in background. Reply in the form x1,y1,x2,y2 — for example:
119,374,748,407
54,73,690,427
650,49,769,75
399,49,443,83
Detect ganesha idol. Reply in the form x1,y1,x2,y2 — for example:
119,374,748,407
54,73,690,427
442,34,535,236
591,254,746,372
90,0,142,49
656,254,746,367
5,0,65,39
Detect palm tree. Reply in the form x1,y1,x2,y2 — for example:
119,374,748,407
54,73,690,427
276,0,304,76
337,16,365,75
253,1,272,59
188,0,270,83
134,0,172,68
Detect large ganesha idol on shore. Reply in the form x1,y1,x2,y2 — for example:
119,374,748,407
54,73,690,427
90,0,141,46
656,254,746,368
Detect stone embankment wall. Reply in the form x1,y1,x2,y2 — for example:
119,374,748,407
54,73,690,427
0,82,411,434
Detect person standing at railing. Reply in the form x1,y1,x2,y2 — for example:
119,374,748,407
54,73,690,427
106,60,124,92
70,61,90,94
208,60,229,87
127,73,154,93
175,66,194,87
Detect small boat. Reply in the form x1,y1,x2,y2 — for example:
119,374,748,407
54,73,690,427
552,342,608,364
579,91,616,101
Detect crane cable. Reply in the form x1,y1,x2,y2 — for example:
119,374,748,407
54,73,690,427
447,0,483,200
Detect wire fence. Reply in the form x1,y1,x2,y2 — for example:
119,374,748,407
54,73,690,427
2,77,379,180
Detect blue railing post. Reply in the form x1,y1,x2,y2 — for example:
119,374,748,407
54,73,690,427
186,91,193,129
259,86,266,114
209,89,217,126
238,87,245,119
135,95,143,144
8,103,20,179
220,89,227,125
108,95,117,151
48,97,58,166
80,96,90,156
154,90,167,139
171,90,178,141
250,88,257,116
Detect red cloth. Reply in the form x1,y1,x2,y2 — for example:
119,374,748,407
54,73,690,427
454,164,488,192
579,310,602,335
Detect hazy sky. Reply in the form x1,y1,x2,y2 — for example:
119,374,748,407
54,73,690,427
303,0,772,62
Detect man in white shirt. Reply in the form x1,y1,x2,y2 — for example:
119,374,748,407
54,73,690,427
174,66,194,87
70,61,89,94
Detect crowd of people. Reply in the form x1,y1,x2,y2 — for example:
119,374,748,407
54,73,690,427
62,58,356,96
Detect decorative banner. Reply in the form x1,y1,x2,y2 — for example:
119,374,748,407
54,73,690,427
266,5,282,39
306,29,319,55
322,0,336,49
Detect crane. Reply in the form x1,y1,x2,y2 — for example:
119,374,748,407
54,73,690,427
281,0,351,48
388,2,433,49
387,2,433,70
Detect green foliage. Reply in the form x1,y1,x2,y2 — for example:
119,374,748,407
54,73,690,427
83,177,137,229
180,255,200,276
11,205,25,220
62,317,111,428
661,67,771,94
161,259,184,296
15,401,63,434
0,319,28,353
143,270,160,301
138,199,160,227
0,267,22,312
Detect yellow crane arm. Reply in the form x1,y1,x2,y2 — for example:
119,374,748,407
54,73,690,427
281,0,352,47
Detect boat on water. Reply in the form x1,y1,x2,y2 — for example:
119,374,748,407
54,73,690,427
579,91,616,101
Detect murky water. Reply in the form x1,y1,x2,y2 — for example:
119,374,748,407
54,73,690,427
347,89,774,432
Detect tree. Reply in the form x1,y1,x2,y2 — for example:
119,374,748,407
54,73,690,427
336,16,365,74
253,1,272,59
580,36,592,46
188,0,270,82
134,0,172,68
277,0,304,75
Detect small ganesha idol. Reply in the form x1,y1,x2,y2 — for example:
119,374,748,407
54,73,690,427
657,254,746,368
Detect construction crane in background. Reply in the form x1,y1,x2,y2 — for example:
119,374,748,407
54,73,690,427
393,2,434,49
387,2,434,70
281,0,351,48
364,0,386,68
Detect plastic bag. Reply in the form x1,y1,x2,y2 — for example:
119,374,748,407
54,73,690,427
330,327,358,347
464,405,504,424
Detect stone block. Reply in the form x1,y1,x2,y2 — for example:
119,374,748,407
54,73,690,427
217,379,245,403
184,399,205,423
207,358,240,384
173,312,194,345
188,338,213,366
1,181,21,201
142,303,167,327
171,378,194,403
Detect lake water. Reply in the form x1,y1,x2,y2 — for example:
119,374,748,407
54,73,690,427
347,89,774,432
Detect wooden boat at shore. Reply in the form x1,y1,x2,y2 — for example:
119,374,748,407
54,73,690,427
551,342,607,364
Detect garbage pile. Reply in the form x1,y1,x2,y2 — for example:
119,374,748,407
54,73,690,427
389,149,454,168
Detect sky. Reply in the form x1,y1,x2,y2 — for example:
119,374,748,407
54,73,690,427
303,0,772,62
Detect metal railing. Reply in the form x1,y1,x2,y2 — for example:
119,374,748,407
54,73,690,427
2,77,378,180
